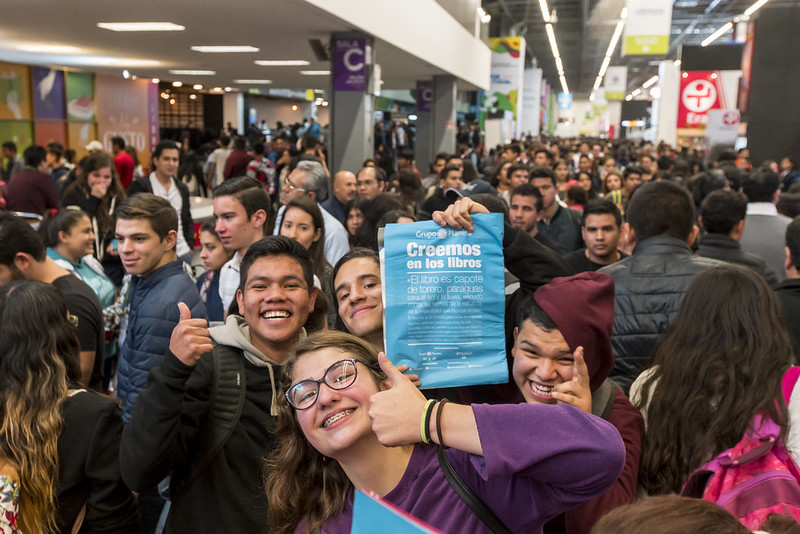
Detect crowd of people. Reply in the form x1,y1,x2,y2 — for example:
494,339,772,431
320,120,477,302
2,126,800,534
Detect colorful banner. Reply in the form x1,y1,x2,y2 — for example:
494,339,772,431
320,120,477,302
520,68,542,137
32,67,66,120
333,37,367,92
677,71,725,129
0,121,33,152
68,122,97,161
34,121,67,147
624,0,673,55
604,66,628,101
382,214,507,389
96,74,154,157
0,62,32,120
482,37,525,137
416,81,433,113
66,72,95,122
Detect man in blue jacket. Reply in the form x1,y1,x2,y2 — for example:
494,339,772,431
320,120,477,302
116,192,205,422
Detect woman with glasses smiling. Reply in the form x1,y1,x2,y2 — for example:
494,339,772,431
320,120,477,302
265,331,626,534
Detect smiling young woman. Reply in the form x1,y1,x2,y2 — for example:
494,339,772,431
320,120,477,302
265,330,627,534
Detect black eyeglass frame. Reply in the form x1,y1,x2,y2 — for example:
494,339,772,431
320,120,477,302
285,357,378,410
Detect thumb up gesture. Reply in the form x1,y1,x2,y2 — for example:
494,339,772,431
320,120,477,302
368,353,428,447
169,302,213,366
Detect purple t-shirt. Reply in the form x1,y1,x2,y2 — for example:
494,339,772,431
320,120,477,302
299,403,625,534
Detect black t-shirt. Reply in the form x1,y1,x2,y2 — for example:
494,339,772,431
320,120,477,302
53,274,104,391
564,248,629,273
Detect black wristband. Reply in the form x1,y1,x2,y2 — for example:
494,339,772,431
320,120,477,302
436,399,449,448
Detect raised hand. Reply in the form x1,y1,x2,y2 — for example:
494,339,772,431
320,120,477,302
169,302,213,366
550,347,592,413
368,352,427,446
432,197,489,233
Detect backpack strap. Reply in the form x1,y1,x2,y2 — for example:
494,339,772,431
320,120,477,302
437,446,512,534
591,379,618,420
174,343,246,494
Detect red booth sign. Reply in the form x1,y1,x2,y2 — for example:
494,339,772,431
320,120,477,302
677,71,724,128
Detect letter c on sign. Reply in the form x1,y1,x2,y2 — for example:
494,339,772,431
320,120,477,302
344,48,364,72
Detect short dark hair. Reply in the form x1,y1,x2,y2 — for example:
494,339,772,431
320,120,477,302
39,207,89,248
507,162,529,177
470,193,509,224
786,216,800,271
359,166,387,184
238,236,314,294
0,213,47,264
742,169,780,203
516,294,557,331
233,136,246,150
434,152,449,164
116,193,178,240
212,176,271,223
439,165,461,181
2,141,16,152
504,144,521,155
533,148,551,161
778,193,800,219
23,145,47,168
218,135,231,147
691,171,728,207
398,147,414,161
626,181,695,241
624,166,644,180
151,140,180,161
252,141,265,155
47,142,64,159
510,183,543,212
582,199,622,228
700,190,747,235
529,166,557,186
111,136,126,150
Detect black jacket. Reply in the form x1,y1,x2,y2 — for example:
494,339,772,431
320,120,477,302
696,233,777,285
127,176,194,251
599,235,722,392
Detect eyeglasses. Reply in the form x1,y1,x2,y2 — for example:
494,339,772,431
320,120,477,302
284,179,305,192
285,358,372,410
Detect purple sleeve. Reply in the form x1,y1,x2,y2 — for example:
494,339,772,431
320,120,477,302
447,403,626,530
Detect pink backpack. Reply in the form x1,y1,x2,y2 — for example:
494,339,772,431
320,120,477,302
681,367,800,529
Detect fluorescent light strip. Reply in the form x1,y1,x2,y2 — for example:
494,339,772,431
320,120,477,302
559,75,569,95
300,70,330,75
191,46,259,53
555,56,564,75
591,9,626,100
701,21,733,46
539,0,551,23
233,79,273,84
642,75,659,88
744,0,770,16
169,69,216,75
97,22,185,32
15,44,82,53
545,24,560,59
255,60,310,66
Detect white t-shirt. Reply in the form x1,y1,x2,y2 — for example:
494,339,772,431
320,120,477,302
210,148,232,188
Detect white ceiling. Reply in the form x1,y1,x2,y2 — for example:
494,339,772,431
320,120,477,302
0,0,471,93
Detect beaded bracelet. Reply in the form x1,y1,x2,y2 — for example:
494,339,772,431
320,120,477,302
420,399,435,444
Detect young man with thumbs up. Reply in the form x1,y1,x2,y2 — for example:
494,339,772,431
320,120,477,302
121,236,318,533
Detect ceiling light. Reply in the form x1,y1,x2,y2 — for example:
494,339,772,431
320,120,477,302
744,0,770,16
632,88,642,96
233,79,273,84
598,56,611,78
193,84,203,90
224,87,233,92
539,0,551,23
605,20,625,57
191,46,259,53
478,7,491,23
15,44,82,53
555,56,564,74
122,69,130,79
322,101,329,107
701,22,733,46
625,95,632,101
545,24,560,59
189,94,197,100
591,8,626,98
212,87,224,93
131,75,137,80
559,74,569,94
643,75,659,88
152,78,160,84
673,60,681,67
292,105,298,111
169,98,176,105
621,7,628,19
169,69,216,75
172,81,182,87
255,60,310,66
589,91,596,102
300,70,330,75
650,87,662,98
97,22,185,32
